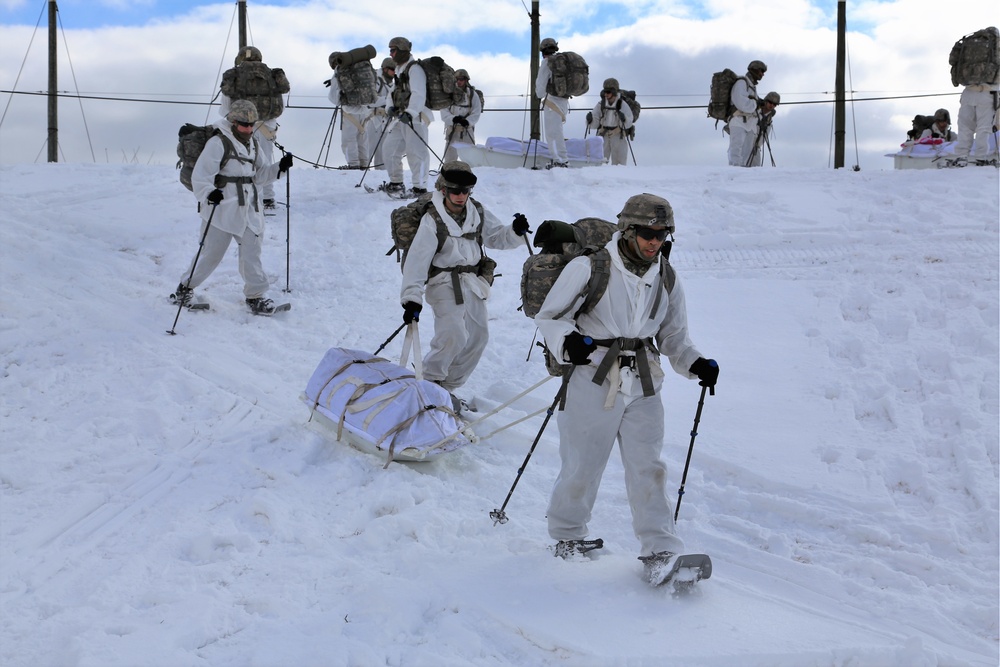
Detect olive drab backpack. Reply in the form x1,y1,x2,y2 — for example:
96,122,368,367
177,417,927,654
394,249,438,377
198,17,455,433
335,63,378,106
618,90,641,122
707,68,743,126
220,61,290,121
949,27,1000,87
520,217,676,377
175,123,245,192
394,57,458,111
907,114,936,141
545,52,590,98
329,46,378,107
388,193,488,275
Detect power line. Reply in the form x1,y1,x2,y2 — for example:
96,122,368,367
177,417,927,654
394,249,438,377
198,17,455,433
1,88,961,113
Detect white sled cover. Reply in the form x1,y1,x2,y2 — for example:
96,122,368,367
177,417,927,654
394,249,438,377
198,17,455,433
302,347,471,465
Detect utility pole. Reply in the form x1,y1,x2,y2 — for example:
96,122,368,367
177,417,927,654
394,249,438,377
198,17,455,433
238,0,247,50
529,1,540,140
47,0,58,162
834,0,846,168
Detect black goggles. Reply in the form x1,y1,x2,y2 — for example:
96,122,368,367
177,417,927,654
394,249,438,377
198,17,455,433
446,185,474,195
633,226,669,242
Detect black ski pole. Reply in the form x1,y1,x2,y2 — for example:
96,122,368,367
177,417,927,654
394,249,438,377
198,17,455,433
490,378,568,525
438,123,459,170
373,322,406,356
167,201,218,336
674,381,713,521
402,115,444,165
278,142,292,293
357,116,392,190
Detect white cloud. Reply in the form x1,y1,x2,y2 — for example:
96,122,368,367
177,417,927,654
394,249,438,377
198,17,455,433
0,0,994,168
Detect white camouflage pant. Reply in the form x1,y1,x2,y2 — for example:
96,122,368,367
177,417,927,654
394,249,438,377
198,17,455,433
382,117,430,189
542,105,568,163
179,222,269,299
421,277,489,392
728,114,759,167
339,110,368,168
955,87,999,160
548,364,686,557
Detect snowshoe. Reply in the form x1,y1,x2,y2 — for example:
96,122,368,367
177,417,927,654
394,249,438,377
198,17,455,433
553,538,604,559
640,552,712,591
169,283,209,310
246,297,290,316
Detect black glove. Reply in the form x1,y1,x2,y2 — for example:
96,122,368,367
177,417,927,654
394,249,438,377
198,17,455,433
207,188,224,205
279,153,293,173
586,111,593,125
398,111,413,126
617,110,626,123
453,115,469,127
323,78,332,87
626,126,635,140
512,213,531,237
564,332,597,365
387,106,398,119
689,357,719,390
402,301,422,324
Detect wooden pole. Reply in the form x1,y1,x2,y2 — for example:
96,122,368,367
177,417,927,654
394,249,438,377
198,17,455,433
834,0,846,169
529,1,540,140
238,0,247,50
47,0,58,163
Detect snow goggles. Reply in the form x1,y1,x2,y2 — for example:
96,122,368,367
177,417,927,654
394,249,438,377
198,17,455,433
633,226,669,242
446,186,474,195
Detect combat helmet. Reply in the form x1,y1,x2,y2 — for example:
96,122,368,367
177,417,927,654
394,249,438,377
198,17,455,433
435,161,478,190
227,99,259,125
235,46,263,65
616,193,675,235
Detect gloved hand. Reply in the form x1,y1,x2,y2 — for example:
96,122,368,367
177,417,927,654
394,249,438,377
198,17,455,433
453,115,469,127
512,213,531,237
402,301,422,324
207,188,224,205
279,153,293,173
586,111,593,125
323,78,332,87
564,332,597,365
398,111,413,126
626,126,635,140
689,357,719,389
387,106,398,119
617,110,626,123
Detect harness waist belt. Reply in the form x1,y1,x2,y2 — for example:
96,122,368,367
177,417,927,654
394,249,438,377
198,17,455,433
214,175,258,210
590,336,657,398
429,264,478,305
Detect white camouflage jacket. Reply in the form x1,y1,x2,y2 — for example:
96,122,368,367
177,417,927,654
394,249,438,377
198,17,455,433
534,233,702,399
400,191,521,306
191,120,281,236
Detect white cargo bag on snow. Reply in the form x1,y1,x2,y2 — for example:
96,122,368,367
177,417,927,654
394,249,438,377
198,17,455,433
302,347,473,465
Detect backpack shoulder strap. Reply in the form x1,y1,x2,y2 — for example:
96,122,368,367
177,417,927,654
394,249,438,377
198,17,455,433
647,257,677,321
555,247,611,320
661,258,676,294
213,129,236,171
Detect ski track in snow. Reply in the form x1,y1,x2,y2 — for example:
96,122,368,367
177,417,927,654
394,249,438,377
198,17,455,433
0,163,997,666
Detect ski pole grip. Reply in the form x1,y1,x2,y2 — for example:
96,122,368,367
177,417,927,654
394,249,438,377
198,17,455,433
709,360,717,396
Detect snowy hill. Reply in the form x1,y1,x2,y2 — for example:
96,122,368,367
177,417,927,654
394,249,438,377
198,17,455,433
0,162,997,666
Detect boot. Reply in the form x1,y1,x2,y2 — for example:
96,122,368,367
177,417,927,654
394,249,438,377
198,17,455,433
639,551,676,586
169,283,193,307
246,297,276,315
